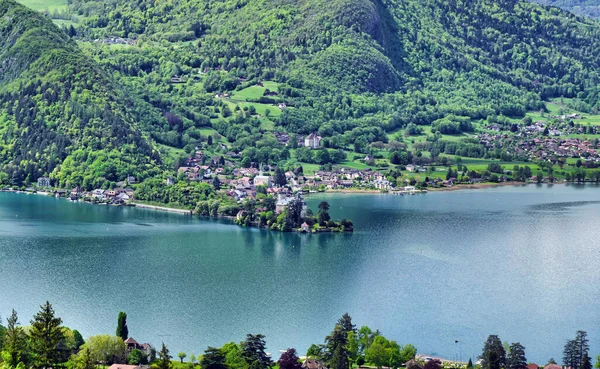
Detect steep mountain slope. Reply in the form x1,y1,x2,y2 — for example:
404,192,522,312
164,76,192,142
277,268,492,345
0,0,160,188
7,0,600,188
529,0,600,18
67,1,600,121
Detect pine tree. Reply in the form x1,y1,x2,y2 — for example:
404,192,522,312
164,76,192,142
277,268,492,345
326,326,349,369
241,334,272,369
2,310,28,368
157,343,172,369
467,358,473,369
575,331,589,369
563,340,578,369
480,335,506,369
116,312,128,341
506,343,527,369
29,301,64,369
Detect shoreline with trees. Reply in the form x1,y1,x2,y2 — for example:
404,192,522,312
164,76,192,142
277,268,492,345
0,303,596,369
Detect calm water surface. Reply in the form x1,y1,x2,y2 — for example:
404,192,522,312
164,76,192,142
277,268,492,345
0,185,599,363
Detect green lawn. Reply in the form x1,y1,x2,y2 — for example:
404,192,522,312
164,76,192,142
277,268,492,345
224,100,281,118
18,0,67,11
232,81,279,100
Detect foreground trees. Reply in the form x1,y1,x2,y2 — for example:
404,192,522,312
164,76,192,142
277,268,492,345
116,312,128,341
564,331,590,369
30,301,65,369
2,310,28,368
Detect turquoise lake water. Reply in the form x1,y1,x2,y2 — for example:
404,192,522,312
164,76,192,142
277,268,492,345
0,185,599,363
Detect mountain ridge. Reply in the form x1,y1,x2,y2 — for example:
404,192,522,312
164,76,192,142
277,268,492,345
0,0,160,188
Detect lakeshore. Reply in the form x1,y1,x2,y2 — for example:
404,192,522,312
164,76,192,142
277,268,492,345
1,186,599,363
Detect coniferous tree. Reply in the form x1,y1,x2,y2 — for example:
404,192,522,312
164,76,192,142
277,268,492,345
575,331,589,369
273,167,287,186
480,335,506,369
241,334,272,369
582,354,592,369
506,343,527,369
29,301,64,369
116,312,128,341
2,310,28,368
201,347,227,369
467,358,473,369
157,343,172,369
337,313,356,334
563,340,578,369
326,326,349,369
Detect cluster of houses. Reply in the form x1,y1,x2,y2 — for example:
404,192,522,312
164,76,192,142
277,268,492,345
478,132,600,163
94,37,137,46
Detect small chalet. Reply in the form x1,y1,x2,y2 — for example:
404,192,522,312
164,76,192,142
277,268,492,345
37,177,51,187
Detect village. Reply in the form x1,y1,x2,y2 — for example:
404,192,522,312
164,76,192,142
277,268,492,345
480,116,600,165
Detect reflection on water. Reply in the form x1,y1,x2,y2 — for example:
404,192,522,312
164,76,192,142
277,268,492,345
0,185,599,363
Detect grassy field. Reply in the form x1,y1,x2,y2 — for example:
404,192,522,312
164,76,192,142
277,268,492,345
17,0,67,11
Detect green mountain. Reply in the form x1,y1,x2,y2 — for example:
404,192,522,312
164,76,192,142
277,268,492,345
6,0,600,188
529,0,600,18
65,0,600,136
0,0,160,188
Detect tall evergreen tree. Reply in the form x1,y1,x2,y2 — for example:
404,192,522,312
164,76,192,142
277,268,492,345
506,343,527,369
273,167,287,186
467,358,473,369
29,301,64,369
575,331,589,369
241,334,272,369
480,335,506,369
326,326,349,369
157,343,172,369
564,340,578,369
116,312,128,341
2,310,28,368
337,313,356,334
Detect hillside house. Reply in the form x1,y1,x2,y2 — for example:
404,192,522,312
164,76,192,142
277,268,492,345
304,133,322,149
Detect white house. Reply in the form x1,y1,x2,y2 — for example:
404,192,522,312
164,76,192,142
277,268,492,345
37,177,51,187
253,172,272,187
304,133,322,149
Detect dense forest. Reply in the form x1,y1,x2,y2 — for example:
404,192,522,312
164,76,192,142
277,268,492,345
5,0,600,187
0,0,160,188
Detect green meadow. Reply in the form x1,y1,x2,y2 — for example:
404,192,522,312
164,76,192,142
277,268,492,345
17,0,68,11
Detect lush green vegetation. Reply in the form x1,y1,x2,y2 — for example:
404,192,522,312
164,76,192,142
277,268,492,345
0,0,160,188
7,0,600,192
2,304,597,369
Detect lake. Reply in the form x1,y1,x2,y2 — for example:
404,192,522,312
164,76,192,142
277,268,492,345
0,185,599,364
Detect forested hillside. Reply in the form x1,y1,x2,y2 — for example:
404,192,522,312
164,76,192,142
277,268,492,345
0,0,160,188
63,0,600,145
6,0,600,189
530,0,600,18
